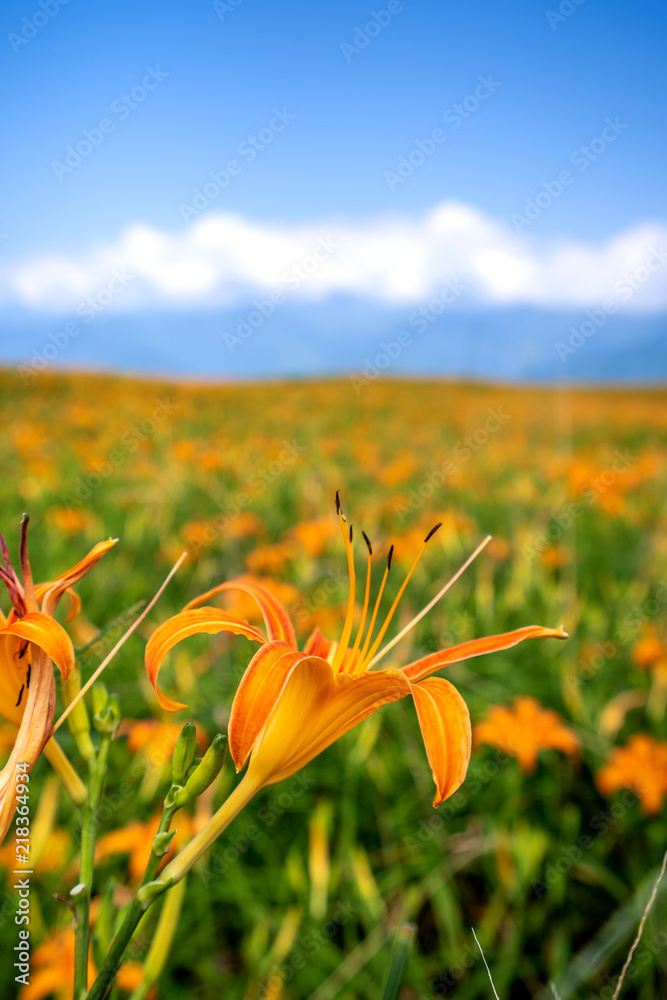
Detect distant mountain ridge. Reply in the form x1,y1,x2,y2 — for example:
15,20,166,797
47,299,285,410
3,301,666,383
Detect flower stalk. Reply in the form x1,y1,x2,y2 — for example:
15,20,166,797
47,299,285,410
74,731,112,1000
139,771,262,902
85,762,192,1000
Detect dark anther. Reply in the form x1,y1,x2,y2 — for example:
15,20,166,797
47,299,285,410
424,522,443,543
26,663,31,689
362,531,372,555
335,490,341,514
15,684,24,708
387,544,394,570
349,524,353,543
18,641,28,660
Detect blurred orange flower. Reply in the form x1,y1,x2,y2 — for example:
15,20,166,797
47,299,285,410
597,733,667,815
20,926,146,1000
120,717,209,768
473,695,579,772
633,631,667,683
95,810,195,882
285,517,337,558
245,542,297,575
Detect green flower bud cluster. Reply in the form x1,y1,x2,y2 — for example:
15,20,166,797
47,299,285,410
165,725,227,809
91,683,121,737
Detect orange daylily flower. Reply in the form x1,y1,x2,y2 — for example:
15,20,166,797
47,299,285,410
19,926,145,1000
633,631,667,683
597,733,667,815
146,498,567,807
0,518,116,841
473,695,579,772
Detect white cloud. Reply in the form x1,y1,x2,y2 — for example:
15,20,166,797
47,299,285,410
2,201,666,312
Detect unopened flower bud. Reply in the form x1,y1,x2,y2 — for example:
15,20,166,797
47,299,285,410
93,692,121,736
174,734,227,806
138,875,173,910
152,830,176,857
171,722,199,786
91,682,108,717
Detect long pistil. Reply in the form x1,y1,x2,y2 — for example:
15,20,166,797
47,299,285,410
358,523,442,671
331,493,357,674
367,534,492,669
357,544,393,669
348,531,373,671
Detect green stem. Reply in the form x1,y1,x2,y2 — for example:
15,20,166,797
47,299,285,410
74,735,111,1000
84,803,177,1000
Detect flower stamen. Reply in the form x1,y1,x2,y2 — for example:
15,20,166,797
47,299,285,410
367,533,493,669
19,514,37,614
357,544,393,669
331,493,357,674
349,531,373,670
358,523,442,671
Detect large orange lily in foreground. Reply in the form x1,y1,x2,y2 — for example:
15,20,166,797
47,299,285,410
145,497,567,887
0,517,116,841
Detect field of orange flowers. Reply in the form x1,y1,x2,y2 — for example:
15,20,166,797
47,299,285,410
1,368,666,1000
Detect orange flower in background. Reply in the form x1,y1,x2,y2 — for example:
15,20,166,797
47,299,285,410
145,496,567,810
597,733,667,815
473,695,579,772
45,506,100,537
19,926,144,1000
95,810,195,882
245,541,297,575
121,717,209,765
0,518,116,841
633,631,667,683
285,517,337,557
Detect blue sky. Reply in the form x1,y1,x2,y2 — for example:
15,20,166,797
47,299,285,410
1,0,665,378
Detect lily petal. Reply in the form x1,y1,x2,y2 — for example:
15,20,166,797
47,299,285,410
0,649,55,842
410,677,472,806
303,627,335,661
145,608,267,711
36,538,118,616
247,661,411,787
2,612,75,680
184,577,297,649
229,641,314,770
403,625,568,683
